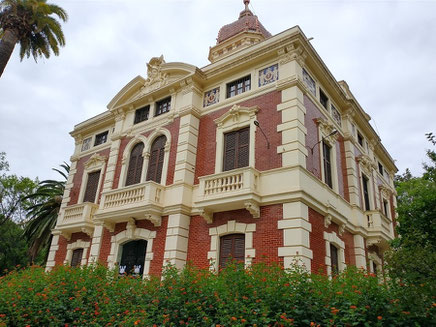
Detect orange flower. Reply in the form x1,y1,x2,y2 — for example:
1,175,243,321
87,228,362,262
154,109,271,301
350,305,357,309
231,317,237,321
310,322,316,326
377,316,382,320
241,319,247,323
134,320,140,325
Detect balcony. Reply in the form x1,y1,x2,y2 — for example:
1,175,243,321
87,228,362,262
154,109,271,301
56,202,98,239
365,210,394,238
96,181,165,226
195,167,261,222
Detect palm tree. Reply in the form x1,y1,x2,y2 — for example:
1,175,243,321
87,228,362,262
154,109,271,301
24,163,69,264
0,0,67,77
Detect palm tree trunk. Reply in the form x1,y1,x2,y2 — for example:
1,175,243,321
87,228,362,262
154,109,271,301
0,29,19,78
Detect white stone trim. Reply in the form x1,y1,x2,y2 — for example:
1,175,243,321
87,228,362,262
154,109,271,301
107,225,157,278
64,240,91,266
368,251,382,275
324,231,346,276
78,154,107,204
208,220,256,271
214,105,258,173
118,134,148,188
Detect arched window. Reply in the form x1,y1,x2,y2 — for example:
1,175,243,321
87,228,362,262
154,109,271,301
219,234,245,268
126,143,144,186
146,135,167,183
119,240,147,276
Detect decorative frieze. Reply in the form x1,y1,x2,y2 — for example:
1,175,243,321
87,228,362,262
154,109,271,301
258,64,278,87
203,87,220,107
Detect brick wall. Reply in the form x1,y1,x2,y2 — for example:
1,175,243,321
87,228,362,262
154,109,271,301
53,232,92,265
339,135,350,202
186,204,283,268
194,91,282,184
69,148,111,205
309,207,355,274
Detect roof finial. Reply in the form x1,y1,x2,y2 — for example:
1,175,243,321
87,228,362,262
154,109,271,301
244,0,250,11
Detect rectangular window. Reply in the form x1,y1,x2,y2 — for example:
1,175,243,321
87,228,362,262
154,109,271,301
362,174,371,211
155,97,171,116
83,170,100,203
357,132,364,147
226,75,251,98
323,141,333,188
319,89,329,109
71,248,83,267
223,127,249,171
134,105,150,124
219,234,245,268
378,162,384,176
94,131,108,146
330,244,339,276
383,199,389,218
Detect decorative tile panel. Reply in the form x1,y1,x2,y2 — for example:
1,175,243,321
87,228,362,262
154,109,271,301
258,64,278,87
81,137,92,152
331,105,342,127
203,87,220,107
303,68,316,96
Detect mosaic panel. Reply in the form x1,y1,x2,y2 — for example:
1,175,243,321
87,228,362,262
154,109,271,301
81,137,92,152
331,104,342,127
203,87,220,107
303,68,316,96
258,64,278,87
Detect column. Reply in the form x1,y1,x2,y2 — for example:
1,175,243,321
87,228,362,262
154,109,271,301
163,214,190,269
353,234,367,270
45,231,62,271
88,222,105,264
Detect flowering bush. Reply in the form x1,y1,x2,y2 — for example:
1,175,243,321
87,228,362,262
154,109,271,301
0,263,434,326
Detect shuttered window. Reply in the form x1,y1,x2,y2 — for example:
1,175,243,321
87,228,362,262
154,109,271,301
219,234,245,268
83,170,100,203
126,143,144,186
330,244,339,275
223,127,249,171
119,240,147,276
146,135,167,183
71,248,83,267
322,141,333,188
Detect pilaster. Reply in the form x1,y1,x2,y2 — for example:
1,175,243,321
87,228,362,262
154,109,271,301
163,213,191,269
353,234,367,270
88,222,105,264
45,230,62,271
278,202,313,271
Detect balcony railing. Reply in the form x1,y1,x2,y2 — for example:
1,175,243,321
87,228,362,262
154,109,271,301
59,202,98,226
366,210,393,236
100,181,165,212
199,167,259,199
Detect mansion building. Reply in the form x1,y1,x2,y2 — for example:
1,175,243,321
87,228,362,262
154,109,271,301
47,1,397,277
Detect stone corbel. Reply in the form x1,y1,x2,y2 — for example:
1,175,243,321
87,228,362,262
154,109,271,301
145,213,161,227
61,231,71,241
200,209,213,224
357,154,373,175
278,43,307,66
338,224,346,236
103,221,115,232
324,214,332,228
81,227,94,238
126,218,136,238
245,200,260,218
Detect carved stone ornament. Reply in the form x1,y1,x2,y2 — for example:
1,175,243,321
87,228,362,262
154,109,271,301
324,214,332,228
278,44,307,66
104,221,115,232
315,117,339,145
145,213,161,227
245,200,260,218
338,224,345,236
200,209,213,224
144,55,168,89
357,154,374,175
214,104,258,127
379,185,392,199
126,218,136,238
84,153,108,170
81,227,94,237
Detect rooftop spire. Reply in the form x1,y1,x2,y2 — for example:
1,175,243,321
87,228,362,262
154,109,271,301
244,0,250,11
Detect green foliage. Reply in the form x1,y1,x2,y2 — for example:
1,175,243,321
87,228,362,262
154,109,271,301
24,163,69,264
0,219,29,273
0,263,434,326
0,0,68,60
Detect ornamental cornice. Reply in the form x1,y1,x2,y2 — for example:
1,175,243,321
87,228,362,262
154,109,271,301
275,75,306,92
178,105,202,118
379,184,393,198
357,154,375,175
214,104,258,127
315,117,339,145
84,153,108,170
278,43,307,66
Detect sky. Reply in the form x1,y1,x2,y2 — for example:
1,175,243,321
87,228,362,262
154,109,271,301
1,0,435,181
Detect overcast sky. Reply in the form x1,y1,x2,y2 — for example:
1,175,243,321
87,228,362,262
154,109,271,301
1,0,435,181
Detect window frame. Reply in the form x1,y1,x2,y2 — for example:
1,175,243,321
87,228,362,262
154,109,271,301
362,173,371,211
82,170,101,203
319,88,329,110
223,127,250,172
94,131,109,146
219,233,245,268
134,105,150,125
322,140,333,189
226,75,251,98
125,142,145,186
155,97,171,116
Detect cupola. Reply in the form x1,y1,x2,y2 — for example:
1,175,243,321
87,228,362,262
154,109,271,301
208,0,272,63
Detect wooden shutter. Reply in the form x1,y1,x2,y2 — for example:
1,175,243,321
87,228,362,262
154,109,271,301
323,141,333,188
146,135,166,183
83,170,100,203
219,234,245,268
223,127,249,171
126,143,144,186
330,244,339,275
71,248,83,267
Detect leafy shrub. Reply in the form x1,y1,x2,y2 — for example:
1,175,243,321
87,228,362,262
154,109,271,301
0,263,434,326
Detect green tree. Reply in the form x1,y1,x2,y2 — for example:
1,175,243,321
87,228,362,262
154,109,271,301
0,219,29,273
24,163,69,263
385,135,436,295
0,152,38,225
0,0,67,77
